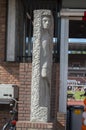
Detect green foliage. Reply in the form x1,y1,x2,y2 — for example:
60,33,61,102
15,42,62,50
67,90,85,100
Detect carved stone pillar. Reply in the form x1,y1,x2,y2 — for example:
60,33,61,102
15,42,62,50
30,10,54,122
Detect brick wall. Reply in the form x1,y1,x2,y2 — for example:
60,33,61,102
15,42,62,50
50,63,60,120
57,112,66,126
0,62,19,84
0,62,20,129
18,63,32,121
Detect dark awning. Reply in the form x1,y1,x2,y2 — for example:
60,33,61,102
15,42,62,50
62,0,86,9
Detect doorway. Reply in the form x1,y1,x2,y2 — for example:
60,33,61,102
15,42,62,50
59,10,86,129
67,20,86,106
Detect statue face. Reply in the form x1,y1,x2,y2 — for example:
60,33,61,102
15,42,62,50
42,16,51,29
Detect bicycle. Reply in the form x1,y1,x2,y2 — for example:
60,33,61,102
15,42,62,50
2,94,18,130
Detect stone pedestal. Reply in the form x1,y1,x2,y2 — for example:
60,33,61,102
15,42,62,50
16,121,55,130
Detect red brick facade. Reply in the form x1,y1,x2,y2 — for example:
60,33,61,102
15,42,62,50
18,63,32,121
0,0,65,130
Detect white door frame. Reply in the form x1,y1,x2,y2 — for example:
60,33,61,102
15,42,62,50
59,16,69,113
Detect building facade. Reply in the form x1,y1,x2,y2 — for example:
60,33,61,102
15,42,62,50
0,0,86,130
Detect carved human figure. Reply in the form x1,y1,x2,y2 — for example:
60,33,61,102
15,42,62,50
41,16,52,79
31,10,53,122
40,15,53,107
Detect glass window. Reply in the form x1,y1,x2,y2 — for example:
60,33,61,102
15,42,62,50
16,0,59,62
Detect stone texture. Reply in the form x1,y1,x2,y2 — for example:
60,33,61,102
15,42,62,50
30,10,54,122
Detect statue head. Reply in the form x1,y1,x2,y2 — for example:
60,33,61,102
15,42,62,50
42,16,51,30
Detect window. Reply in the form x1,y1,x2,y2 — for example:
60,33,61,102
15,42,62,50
6,0,59,62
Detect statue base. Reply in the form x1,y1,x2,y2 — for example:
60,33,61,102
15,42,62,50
16,121,57,130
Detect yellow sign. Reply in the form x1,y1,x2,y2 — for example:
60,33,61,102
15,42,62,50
74,110,81,114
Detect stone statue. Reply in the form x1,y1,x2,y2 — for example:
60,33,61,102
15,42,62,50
31,10,54,122
40,15,53,106
41,16,52,80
